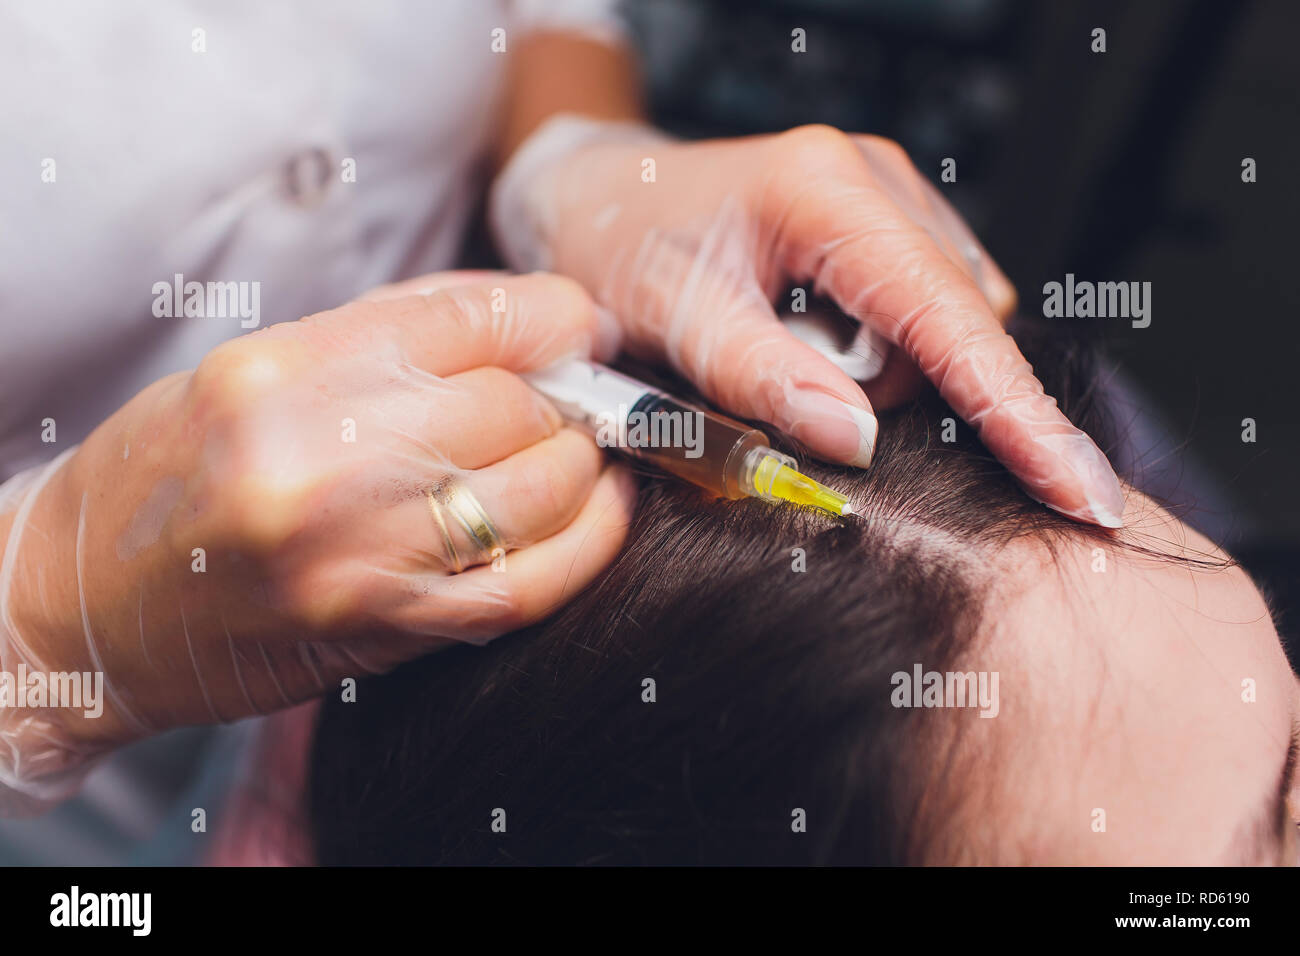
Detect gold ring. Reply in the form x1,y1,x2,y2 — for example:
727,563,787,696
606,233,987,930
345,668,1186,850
426,478,504,573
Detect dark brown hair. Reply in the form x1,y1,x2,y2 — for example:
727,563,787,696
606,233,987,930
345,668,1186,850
308,327,1133,864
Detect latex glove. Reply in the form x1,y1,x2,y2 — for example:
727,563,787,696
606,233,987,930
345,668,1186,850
0,272,635,813
491,116,1125,528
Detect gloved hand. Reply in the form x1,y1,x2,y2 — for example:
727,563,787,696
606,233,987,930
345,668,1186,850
0,272,635,812
491,116,1126,528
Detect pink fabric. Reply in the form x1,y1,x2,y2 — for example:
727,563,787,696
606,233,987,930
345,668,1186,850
206,701,320,866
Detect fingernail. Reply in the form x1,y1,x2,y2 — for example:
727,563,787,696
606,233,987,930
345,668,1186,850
1061,438,1126,528
781,387,879,468
844,402,880,467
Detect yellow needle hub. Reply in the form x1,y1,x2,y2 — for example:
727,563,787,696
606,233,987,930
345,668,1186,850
751,453,855,516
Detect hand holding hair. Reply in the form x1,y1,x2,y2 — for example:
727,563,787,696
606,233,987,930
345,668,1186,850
492,117,1126,528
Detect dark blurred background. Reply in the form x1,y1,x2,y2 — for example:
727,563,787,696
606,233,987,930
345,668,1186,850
471,0,1298,651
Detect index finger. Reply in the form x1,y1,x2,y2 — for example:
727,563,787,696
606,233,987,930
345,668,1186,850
768,133,1126,527
303,272,600,377
355,270,507,302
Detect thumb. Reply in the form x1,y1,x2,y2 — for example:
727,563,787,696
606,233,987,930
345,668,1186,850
665,281,879,467
717,319,880,467
601,201,878,467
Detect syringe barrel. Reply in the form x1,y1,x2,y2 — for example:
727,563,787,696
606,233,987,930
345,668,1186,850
626,391,771,499
523,360,771,499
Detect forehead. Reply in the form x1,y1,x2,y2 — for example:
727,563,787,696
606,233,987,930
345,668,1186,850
976,495,1296,863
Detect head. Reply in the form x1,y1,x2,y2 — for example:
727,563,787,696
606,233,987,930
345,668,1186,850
308,329,1300,864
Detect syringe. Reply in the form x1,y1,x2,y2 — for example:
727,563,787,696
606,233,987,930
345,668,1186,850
524,359,855,517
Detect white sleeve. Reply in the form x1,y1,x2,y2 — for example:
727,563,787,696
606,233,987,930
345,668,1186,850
509,0,629,47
